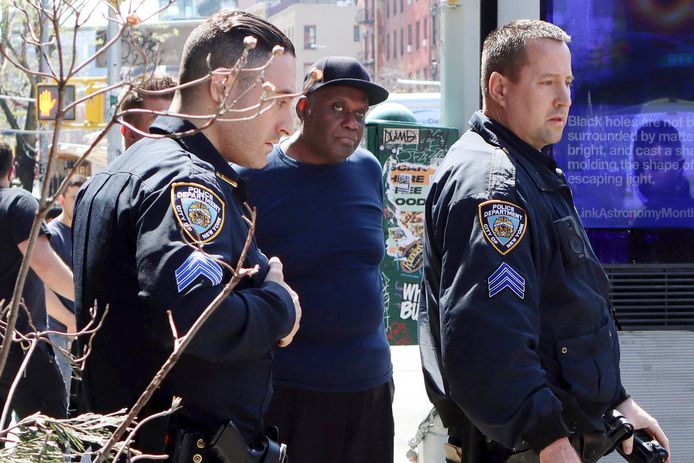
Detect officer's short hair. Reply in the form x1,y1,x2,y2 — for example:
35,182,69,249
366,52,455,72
65,174,88,190
120,73,177,125
178,9,295,103
0,142,13,177
481,19,571,100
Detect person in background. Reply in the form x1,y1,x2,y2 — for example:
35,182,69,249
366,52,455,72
238,56,393,463
120,73,177,149
0,142,73,425
46,174,88,396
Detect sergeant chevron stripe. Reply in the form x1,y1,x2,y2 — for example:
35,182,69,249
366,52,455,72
175,251,224,293
488,262,525,299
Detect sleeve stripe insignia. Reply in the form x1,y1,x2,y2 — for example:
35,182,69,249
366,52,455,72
171,182,225,243
478,199,527,255
488,262,525,299
175,251,224,293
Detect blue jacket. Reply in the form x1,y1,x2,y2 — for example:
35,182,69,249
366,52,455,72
419,112,628,452
72,117,296,443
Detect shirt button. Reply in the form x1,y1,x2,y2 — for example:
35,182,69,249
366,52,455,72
196,439,206,449
561,347,568,354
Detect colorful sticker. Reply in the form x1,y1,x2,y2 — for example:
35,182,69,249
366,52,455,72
171,182,225,243
478,200,527,255
175,251,224,293
488,262,525,299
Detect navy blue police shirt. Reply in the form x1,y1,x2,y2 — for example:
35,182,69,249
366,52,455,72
0,186,49,332
72,117,296,443
419,112,628,452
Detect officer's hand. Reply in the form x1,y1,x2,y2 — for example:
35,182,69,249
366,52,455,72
539,437,581,463
616,397,670,462
265,257,301,347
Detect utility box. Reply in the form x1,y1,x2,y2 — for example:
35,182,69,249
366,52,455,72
366,105,459,345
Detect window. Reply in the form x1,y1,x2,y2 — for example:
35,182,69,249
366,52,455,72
432,17,437,48
395,29,399,56
354,25,360,42
400,28,404,56
393,0,397,15
424,17,428,39
400,0,403,14
386,0,390,17
386,33,390,60
408,24,412,48
416,21,420,50
304,25,316,49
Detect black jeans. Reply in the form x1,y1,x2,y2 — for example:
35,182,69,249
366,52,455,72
0,341,67,427
264,380,395,463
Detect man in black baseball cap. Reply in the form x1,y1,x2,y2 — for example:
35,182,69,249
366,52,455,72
303,55,389,105
237,58,394,462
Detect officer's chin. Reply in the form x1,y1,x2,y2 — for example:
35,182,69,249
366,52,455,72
246,149,271,170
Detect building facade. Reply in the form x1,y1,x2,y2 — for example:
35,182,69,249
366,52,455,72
268,1,360,93
357,0,440,92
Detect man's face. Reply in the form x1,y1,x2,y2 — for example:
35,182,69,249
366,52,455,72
301,85,369,164
124,96,172,149
217,53,296,168
59,185,80,222
500,39,573,150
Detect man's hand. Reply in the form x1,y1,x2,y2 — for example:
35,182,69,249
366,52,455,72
539,437,581,463
264,257,301,347
616,397,670,462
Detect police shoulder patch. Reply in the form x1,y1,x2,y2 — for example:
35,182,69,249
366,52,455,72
478,199,527,255
171,182,225,243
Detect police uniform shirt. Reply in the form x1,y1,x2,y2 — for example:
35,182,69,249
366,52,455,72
72,117,296,442
0,186,49,332
420,111,628,453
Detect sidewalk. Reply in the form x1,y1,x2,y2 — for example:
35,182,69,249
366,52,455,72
392,345,436,463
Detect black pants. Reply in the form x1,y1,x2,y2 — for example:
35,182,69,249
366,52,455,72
0,341,67,427
265,380,394,463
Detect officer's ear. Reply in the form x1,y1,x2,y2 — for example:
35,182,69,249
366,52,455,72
488,71,509,108
295,96,309,121
209,70,230,105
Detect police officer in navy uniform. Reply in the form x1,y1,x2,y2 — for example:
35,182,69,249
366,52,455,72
419,20,669,462
72,10,301,462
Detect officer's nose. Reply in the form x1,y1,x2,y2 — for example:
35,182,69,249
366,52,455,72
556,83,571,108
277,103,294,137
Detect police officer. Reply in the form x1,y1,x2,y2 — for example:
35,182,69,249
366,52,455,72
418,20,669,463
72,10,301,462
0,142,73,424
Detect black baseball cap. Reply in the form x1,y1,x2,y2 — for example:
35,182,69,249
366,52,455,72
303,56,389,106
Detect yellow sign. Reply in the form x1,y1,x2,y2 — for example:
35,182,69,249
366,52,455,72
36,84,76,121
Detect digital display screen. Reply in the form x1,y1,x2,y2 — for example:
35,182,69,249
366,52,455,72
545,1,694,230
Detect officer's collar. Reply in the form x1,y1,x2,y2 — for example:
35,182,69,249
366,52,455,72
149,116,243,188
469,111,566,192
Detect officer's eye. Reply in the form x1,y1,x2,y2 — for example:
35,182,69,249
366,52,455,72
355,110,366,122
332,103,345,113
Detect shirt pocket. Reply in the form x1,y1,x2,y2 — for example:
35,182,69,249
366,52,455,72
555,319,619,405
